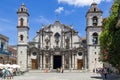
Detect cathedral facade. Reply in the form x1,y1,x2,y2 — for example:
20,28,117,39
17,3,103,72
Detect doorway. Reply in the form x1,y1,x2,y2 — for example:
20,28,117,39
31,59,38,69
53,55,62,69
77,59,83,70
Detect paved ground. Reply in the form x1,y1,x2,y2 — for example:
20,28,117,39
0,71,120,80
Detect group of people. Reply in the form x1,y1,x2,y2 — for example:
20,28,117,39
96,67,111,79
1,67,14,80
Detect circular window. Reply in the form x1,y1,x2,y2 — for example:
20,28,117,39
78,52,82,56
32,52,37,56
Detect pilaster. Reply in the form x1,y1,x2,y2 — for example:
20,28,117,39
62,54,64,69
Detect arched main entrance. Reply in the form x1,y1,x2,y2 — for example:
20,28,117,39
31,52,38,69
53,55,62,69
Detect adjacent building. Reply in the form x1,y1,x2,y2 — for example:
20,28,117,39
8,46,17,64
0,34,17,64
0,34,9,64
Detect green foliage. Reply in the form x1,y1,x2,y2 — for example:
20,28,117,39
100,0,120,69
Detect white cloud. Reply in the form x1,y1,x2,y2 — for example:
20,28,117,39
58,0,112,7
35,16,52,25
55,7,64,14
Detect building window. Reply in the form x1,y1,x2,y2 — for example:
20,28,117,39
65,37,70,49
94,8,96,12
21,8,23,12
54,32,60,39
20,35,24,41
92,33,98,44
1,42,4,51
20,18,24,26
78,52,82,56
93,16,98,26
54,32,60,45
32,52,37,56
95,52,96,54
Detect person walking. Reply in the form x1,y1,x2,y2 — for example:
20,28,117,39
2,68,6,80
104,67,108,79
5,67,12,80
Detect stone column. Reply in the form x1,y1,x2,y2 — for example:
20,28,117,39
62,54,64,69
27,55,31,70
72,54,74,69
69,55,71,69
75,55,77,69
72,54,75,69
40,55,42,69
43,54,46,69
84,53,87,70
50,55,53,69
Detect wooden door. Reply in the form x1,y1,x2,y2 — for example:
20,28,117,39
31,59,38,69
77,59,83,70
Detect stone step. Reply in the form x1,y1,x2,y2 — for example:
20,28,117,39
28,69,87,73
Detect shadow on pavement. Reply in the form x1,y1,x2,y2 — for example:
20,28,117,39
91,76,103,79
91,73,120,80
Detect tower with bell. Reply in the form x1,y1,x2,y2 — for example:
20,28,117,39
86,2,103,72
17,3,29,71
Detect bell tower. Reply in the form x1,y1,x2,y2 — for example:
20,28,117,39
86,2,103,72
17,3,29,71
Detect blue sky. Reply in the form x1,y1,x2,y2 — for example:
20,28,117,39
0,0,113,45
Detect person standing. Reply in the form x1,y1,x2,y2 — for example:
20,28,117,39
60,67,64,73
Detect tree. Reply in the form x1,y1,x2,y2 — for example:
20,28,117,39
100,0,120,73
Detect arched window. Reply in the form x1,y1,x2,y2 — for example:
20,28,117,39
32,52,37,56
20,18,24,26
92,33,98,44
54,32,60,45
21,8,23,12
20,35,23,41
65,37,70,49
93,16,98,26
54,32,60,39
94,8,96,12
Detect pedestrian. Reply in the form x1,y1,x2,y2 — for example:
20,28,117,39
61,67,64,73
104,67,108,79
2,68,6,80
5,67,12,80
8,67,14,79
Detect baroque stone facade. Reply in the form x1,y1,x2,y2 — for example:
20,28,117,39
17,3,103,72
27,21,87,70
